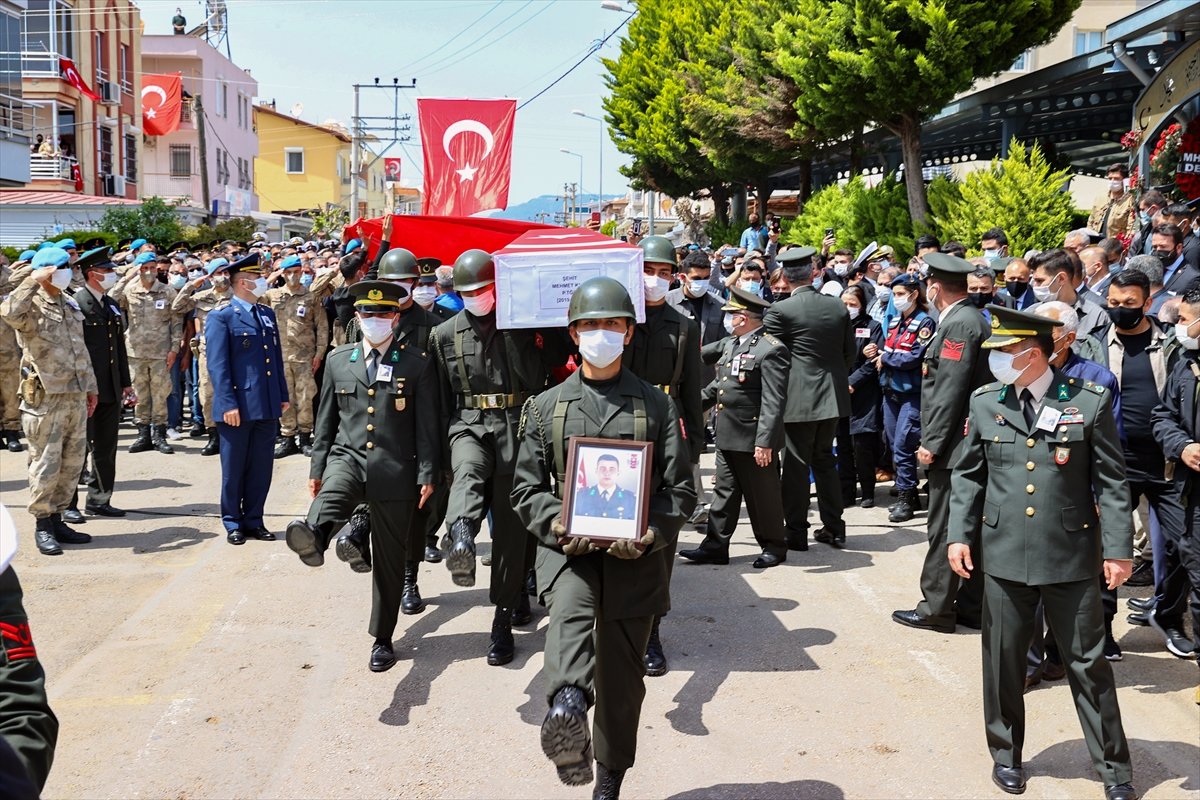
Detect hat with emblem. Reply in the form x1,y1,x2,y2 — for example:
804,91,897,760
228,252,261,275
776,245,817,265
923,251,975,280
891,273,922,289
76,246,116,272
351,279,406,311
988,255,1014,274
722,286,772,315
417,257,441,284
80,236,107,251
166,241,190,255
983,304,1062,349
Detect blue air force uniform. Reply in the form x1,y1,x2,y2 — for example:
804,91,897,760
575,485,637,519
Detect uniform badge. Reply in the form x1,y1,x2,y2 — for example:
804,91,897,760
395,398,406,411
1054,446,1070,465
940,339,965,361
297,305,306,317
1057,384,1070,401
917,326,932,343
350,349,359,362
390,350,400,363
921,363,929,377
994,414,1006,426
242,339,250,349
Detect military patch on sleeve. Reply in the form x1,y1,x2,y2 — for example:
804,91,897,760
940,339,965,361
0,621,37,661
917,326,933,342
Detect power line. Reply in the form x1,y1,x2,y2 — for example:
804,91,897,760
516,10,632,111
386,0,504,76
414,0,558,81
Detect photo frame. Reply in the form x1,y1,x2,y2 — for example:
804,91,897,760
561,436,654,546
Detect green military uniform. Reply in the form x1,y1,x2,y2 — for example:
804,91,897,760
0,566,58,791
511,278,696,785
287,281,440,661
762,247,856,547
949,306,1134,790
684,288,790,561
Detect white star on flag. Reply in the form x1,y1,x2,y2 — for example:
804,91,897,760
146,108,157,119
455,164,478,182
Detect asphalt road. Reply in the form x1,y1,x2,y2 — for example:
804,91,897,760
2,428,1197,800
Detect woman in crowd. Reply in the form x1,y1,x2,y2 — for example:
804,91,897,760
836,284,885,508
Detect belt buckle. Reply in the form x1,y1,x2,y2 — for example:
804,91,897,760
480,393,503,410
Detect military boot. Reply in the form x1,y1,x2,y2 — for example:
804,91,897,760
593,763,627,800
128,424,153,453
525,567,538,597
298,431,314,457
201,428,220,456
541,685,593,786
152,425,175,454
511,591,533,626
335,511,372,573
888,489,917,523
51,513,91,545
424,532,444,563
5,430,24,452
189,422,207,438
487,605,515,666
34,517,62,556
446,517,477,587
645,616,667,676
401,561,425,615
274,434,299,459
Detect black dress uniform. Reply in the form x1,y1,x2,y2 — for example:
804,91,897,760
72,247,131,514
837,313,884,508
0,566,58,792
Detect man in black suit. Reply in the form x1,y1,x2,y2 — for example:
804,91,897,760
68,247,133,518
1162,204,1200,271
1153,223,1200,298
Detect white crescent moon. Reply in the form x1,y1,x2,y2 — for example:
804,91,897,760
442,120,494,163
142,85,168,107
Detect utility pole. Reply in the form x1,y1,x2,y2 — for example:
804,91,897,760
350,78,417,221
647,189,656,236
562,184,570,227
194,95,213,225
570,182,578,227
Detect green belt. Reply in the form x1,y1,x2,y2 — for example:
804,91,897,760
462,392,526,410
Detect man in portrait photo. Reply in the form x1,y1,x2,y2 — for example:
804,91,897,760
574,453,637,520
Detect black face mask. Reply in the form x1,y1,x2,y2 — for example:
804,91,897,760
1107,305,1145,331
1006,280,1029,299
1151,249,1176,265
968,291,993,309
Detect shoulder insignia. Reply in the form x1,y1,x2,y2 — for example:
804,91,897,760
762,332,782,347
1085,381,1106,396
972,383,1000,396
917,326,933,342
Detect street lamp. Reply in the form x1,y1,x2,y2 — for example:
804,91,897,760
560,148,584,226
571,109,605,220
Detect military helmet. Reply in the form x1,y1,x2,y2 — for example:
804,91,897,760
378,247,419,281
567,276,636,324
452,249,495,292
639,235,677,266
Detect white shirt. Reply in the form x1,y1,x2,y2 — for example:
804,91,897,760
737,323,763,347
1020,364,1055,412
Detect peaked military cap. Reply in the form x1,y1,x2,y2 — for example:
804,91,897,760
76,246,116,272
228,252,262,275
983,304,1062,349
988,255,1014,274
80,236,107,251
351,279,406,311
923,251,975,279
722,286,771,314
416,257,441,283
776,246,817,264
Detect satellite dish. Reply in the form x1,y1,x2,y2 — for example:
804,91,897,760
291,102,304,118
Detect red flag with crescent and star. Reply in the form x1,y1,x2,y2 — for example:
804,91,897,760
418,98,516,217
141,73,183,137
59,57,99,102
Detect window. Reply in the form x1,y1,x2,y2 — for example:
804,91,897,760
94,32,107,83
20,1,72,73
215,147,230,185
169,144,191,177
1009,49,1032,71
124,132,137,182
1074,30,1104,56
119,44,130,92
219,82,228,118
98,126,113,175
285,147,304,174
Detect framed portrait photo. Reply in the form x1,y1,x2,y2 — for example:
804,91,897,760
561,436,654,547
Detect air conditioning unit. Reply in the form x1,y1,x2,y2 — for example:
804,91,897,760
103,174,126,196
99,81,119,104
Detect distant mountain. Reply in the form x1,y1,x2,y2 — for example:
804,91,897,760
487,194,614,223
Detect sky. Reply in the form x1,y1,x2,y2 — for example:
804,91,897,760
134,0,634,205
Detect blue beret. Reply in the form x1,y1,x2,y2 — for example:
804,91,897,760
133,252,157,265
344,238,362,255
18,250,36,262
279,255,302,270
37,242,55,251
56,238,76,249
205,257,230,276
31,247,71,269
892,273,923,289
130,238,147,251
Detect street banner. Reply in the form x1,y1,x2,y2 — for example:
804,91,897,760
418,98,516,216
384,158,402,181
59,57,100,102
142,73,183,136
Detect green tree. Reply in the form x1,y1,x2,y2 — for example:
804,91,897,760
773,0,1080,226
98,195,184,245
784,178,865,251
307,206,348,238
938,140,1076,255
848,174,916,257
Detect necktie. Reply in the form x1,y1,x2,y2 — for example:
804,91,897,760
1020,388,1037,430
366,348,379,384
603,491,610,503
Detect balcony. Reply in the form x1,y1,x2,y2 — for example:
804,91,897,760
29,153,75,181
142,172,202,204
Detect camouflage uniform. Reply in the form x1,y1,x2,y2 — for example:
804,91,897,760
172,281,232,427
118,277,181,426
265,283,328,437
0,265,23,437
0,273,96,519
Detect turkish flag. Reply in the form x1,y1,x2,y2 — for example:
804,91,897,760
71,162,83,191
347,213,556,267
384,158,402,181
141,73,183,136
418,98,516,217
59,57,99,102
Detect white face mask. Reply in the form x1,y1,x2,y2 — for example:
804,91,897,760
643,274,669,302
1109,180,1124,192
1175,320,1200,351
846,305,862,320
97,271,118,291
684,279,708,299
983,249,1001,260
412,285,438,306
188,269,204,280
722,313,736,335
169,274,187,289
140,270,157,284
1032,276,1059,304
248,277,269,298
893,294,913,314
833,263,849,277
462,289,495,317
50,268,73,290
358,316,394,345
577,329,626,369
988,347,1033,385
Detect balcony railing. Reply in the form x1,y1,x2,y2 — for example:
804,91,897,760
142,172,202,203
29,153,75,181
21,51,63,77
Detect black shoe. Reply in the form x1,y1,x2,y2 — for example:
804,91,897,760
1147,609,1196,658
401,561,426,615
285,519,324,566
678,547,729,565
62,508,86,525
889,489,918,523
858,497,875,508
128,424,153,453
227,530,246,545
369,642,396,672
298,431,313,458
85,502,126,517
1126,611,1150,627
511,591,533,626
1041,660,1066,681
200,429,220,456
243,527,276,541
1104,783,1137,800
152,425,175,454
541,686,593,787
753,552,784,569
488,607,515,666
51,514,91,544
274,435,299,459
424,533,444,563
189,424,207,439
814,527,833,544
785,530,808,552
1125,561,1154,587
34,519,62,556
336,516,372,573
891,609,955,634
1104,636,1123,661
593,762,626,800
1126,596,1154,612
645,617,667,676
446,518,477,587
992,764,1026,795
5,430,24,452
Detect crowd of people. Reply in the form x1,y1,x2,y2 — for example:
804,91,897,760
1,168,1199,798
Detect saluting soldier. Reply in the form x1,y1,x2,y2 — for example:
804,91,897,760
286,281,439,673
173,257,234,456
0,254,28,453
118,252,182,455
679,287,789,566
625,235,703,677
948,306,1136,800
266,254,329,459
893,252,992,634
0,247,98,555
512,277,695,800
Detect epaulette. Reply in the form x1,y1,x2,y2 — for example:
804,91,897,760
762,332,783,347
1084,381,1106,396
328,342,358,360
972,383,1001,396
